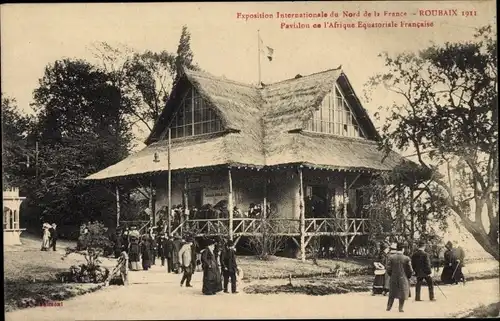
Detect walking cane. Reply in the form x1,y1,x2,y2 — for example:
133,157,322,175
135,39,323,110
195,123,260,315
451,261,460,282
432,270,447,299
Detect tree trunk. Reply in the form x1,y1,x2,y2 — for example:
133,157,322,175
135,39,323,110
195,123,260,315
461,219,499,260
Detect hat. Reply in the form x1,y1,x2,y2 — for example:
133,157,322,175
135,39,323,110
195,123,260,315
226,240,234,247
417,240,426,248
445,241,453,249
185,237,194,243
205,239,216,246
389,243,397,250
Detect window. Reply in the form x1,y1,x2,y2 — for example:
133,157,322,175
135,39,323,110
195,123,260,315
168,88,223,139
305,84,366,138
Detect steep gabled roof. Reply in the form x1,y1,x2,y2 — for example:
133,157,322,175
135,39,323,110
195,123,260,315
86,67,407,181
146,68,263,145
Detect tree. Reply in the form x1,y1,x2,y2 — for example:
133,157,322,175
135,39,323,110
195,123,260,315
1,96,32,189
366,25,498,259
26,58,133,229
91,25,201,137
174,25,200,76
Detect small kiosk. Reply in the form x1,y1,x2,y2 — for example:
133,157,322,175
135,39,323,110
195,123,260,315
3,188,26,245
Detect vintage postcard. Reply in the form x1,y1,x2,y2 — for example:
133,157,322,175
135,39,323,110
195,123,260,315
2,1,498,320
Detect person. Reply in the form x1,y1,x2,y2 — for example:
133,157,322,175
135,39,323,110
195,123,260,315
453,243,466,284
178,237,195,287
200,239,222,295
150,232,158,266
157,234,165,266
441,241,464,285
122,227,130,253
128,234,141,271
165,235,174,273
386,242,413,313
41,223,51,251
220,239,239,294
383,242,397,295
411,240,435,302
141,234,153,271
49,223,58,251
118,251,129,286
172,234,183,274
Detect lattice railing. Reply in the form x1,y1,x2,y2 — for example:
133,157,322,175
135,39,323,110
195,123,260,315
304,218,370,235
170,217,370,237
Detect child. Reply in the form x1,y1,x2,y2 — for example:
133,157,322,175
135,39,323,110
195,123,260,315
118,251,129,286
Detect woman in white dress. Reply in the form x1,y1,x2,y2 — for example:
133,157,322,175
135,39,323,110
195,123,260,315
41,223,51,251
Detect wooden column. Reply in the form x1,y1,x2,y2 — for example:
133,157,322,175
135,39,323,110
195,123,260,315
115,186,120,228
409,186,415,250
167,128,172,235
343,176,349,257
299,167,306,262
228,168,234,241
262,177,268,256
149,181,155,226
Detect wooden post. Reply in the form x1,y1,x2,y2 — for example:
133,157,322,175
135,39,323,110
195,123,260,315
299,167,306,262
116,186,120,228
343,176,349,257
409,186,415,251
149,181,155,226
167,128,172,235
228,168,234,241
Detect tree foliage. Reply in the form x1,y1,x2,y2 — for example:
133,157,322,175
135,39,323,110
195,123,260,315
14,59,133,229
91,25,200,137
1,96,32,189
366,25,498,259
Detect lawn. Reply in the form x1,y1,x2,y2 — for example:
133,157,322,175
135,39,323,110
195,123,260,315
239,255,372,280
241,255,499,296
4,234,116,312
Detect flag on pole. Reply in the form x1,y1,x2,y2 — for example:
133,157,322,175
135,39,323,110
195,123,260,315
259,35,274,61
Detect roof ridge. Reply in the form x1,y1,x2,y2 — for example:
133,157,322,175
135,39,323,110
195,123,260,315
185,66,343,89
185,69,258,89
266,66,343,87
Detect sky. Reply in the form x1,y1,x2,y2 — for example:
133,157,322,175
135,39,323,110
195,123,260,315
1,1,496,149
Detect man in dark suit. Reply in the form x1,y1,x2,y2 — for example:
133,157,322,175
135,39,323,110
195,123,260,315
411,240,435,302
220,239,238,294
49,223,58,251
386,242,413,313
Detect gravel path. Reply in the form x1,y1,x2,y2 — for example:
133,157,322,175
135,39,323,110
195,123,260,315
5,263,499,320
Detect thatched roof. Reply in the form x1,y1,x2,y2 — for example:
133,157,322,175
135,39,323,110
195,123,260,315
86,67,407,181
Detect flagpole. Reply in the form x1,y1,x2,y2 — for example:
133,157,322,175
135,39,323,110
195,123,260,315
257,29,262,86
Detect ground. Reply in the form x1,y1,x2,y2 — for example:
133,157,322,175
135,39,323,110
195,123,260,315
4,233,115,312
5,263,499,320
4,234,499,319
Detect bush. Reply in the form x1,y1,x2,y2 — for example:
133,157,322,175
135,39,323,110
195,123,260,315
62,222,113,283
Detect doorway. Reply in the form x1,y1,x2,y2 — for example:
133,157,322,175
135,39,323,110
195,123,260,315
305,186,329,218
188,188,203,209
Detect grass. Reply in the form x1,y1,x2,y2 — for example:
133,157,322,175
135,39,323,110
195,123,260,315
461,302,500,318
241,257,499,296
4,234,116,312
239,255,372,280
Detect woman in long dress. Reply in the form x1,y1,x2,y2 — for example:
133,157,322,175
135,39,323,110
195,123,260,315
141,235,152,271
200,239,222,295
128,235,141,271
41,224,51,251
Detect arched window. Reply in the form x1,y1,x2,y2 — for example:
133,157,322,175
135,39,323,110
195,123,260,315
305,84,366,138
169,88,223,139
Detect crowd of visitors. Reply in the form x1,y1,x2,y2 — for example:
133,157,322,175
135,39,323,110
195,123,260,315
115,225,240,295
372,239,467,313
